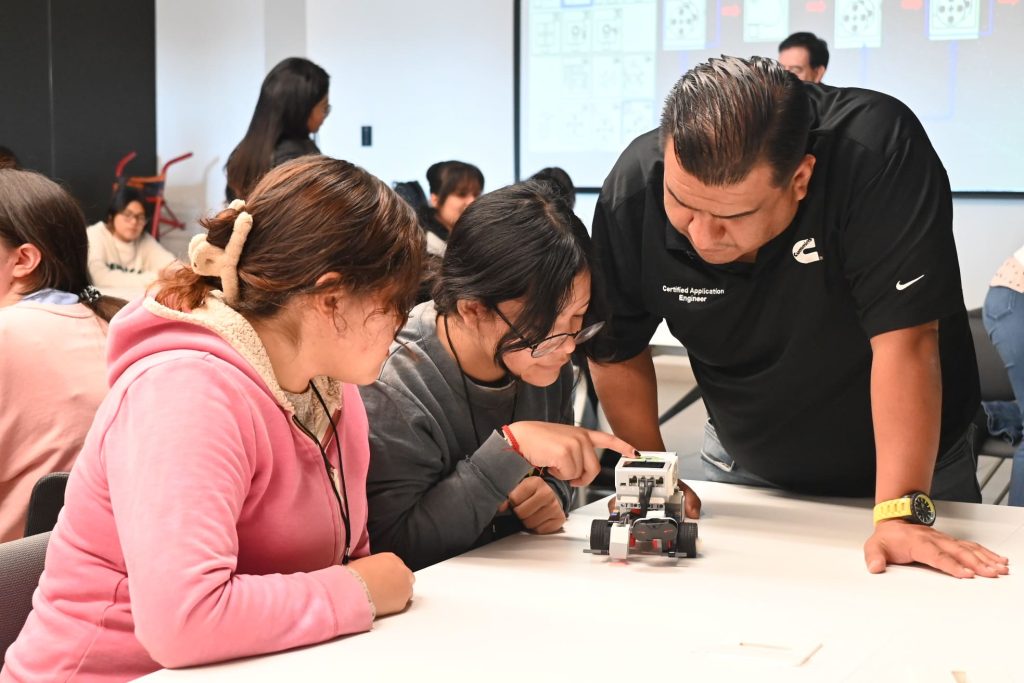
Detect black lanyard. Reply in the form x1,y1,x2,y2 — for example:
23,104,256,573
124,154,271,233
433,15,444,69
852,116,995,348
292,382,353,565
444,314,517,449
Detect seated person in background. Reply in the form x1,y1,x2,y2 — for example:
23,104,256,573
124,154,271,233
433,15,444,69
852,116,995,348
2,157,421,682
225,57,331,201
0,168,125,543
87,185,178,290
0,145,19,169
529,166,576,210
778,31,829,83
419,160,484,256
982,244,1024,506
360,180,636,572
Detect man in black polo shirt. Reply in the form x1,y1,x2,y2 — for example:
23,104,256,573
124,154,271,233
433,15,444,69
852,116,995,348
590,56,1008,578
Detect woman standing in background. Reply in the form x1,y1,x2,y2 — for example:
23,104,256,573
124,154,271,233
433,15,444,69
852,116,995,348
226,57,331,201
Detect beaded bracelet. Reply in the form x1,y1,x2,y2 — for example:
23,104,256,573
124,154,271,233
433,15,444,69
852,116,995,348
501,424,522,455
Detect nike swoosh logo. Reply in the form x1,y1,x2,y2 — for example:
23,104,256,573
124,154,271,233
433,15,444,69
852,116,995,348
896,274,925,291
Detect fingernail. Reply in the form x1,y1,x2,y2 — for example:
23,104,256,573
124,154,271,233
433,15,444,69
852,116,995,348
962,567,975,578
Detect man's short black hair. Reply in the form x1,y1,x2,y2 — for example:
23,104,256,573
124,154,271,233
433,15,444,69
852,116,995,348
779,32,830,69
659,55,811,187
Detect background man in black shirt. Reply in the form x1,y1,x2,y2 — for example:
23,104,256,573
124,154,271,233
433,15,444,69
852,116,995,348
778,31,829,83
590,56,1008,579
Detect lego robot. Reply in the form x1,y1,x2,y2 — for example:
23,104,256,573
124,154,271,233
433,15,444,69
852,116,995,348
585,452,699,560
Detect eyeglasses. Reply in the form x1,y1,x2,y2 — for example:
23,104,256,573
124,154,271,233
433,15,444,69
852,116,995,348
119,210,147,224
493,307,604,358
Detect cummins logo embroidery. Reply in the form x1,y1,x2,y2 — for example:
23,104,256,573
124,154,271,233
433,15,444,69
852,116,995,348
792,238,823,264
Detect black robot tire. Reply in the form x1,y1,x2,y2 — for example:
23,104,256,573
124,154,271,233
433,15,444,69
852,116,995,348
676,522,698,558
589,519,612,553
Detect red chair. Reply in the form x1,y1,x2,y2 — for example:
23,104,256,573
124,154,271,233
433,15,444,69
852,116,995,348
113,151,193,240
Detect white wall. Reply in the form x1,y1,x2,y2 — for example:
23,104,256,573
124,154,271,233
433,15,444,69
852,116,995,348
155,0,1023,305
953,197,1024,309
156,0,270,240
306,0,515,193
264,0,306,74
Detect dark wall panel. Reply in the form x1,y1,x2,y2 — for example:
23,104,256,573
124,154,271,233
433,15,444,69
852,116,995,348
51,0,156,221
0,1,55,175
0,0,156,223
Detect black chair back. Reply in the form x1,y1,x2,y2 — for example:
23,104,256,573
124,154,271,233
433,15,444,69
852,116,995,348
968,308,1014,402
24,472,70,537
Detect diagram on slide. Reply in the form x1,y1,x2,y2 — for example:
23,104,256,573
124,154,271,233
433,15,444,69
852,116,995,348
743,0,789,43
834,0,882,48
526,0,657,153
530,11,560,54
663,0,707,50
929,0,981,40
621,100,656,142
594,7,624,52
561,10,592,52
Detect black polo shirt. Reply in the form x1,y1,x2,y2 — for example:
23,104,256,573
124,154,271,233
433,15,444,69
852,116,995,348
592,84,980,496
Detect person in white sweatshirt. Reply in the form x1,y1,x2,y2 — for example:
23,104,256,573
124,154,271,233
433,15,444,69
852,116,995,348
87,186,178,289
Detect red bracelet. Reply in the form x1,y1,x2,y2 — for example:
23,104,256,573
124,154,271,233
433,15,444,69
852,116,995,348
501,424,522,455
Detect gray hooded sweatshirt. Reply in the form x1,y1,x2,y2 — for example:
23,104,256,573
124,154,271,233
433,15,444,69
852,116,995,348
359,302,573,571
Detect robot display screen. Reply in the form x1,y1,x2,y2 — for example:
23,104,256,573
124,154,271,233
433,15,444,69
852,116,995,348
517,0,1024,192
622,461,666,468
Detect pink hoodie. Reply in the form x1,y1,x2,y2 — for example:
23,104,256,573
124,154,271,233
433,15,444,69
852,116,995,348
2,297,375,682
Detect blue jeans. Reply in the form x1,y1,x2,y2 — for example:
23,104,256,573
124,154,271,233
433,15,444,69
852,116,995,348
700,420,982,503
983,286,1024,506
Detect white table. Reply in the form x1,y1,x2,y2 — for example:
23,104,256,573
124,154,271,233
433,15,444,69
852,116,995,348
651,319,685,353
139,481,1024,682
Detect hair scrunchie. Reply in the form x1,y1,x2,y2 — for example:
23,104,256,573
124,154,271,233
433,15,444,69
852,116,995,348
79,285,101,304
188,198,254,306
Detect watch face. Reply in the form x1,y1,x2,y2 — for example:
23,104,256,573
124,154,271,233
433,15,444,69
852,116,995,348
911,493,937,526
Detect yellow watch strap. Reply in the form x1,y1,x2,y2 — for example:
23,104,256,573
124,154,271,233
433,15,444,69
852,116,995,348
873,497,913,525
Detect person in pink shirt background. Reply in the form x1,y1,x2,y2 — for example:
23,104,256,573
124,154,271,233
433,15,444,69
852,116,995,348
0,168,125,543
2,156,421,682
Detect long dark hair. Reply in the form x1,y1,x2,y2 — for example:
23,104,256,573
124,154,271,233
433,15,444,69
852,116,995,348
158,156,424,324
226,57,330,200
433,180,609,367
0,168,125,322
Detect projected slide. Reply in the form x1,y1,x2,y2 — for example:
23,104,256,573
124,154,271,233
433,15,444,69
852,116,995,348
525,0,657,160
518,0,1024,192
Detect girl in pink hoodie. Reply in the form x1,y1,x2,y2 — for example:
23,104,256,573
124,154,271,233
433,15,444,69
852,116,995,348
2,157,423,682
0,169,126,543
